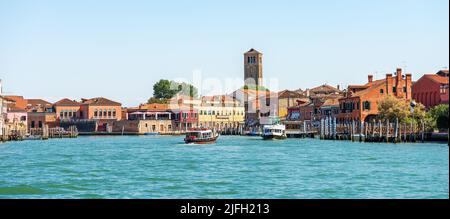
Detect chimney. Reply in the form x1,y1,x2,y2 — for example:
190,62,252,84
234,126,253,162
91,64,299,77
306,89,310,97
386,74,393,94
368,75,374,83
396,68,402,76
337,85,340,90
405,74,412,99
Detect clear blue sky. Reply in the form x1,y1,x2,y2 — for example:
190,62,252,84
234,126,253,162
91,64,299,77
1,0,448,106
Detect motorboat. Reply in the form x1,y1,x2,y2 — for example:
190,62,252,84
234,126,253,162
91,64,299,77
184,128,219,144
262,124,287,140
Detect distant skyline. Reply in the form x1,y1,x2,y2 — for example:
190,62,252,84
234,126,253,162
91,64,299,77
1,0,449,107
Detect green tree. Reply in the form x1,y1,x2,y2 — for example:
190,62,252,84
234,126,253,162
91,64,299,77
378,96,435,131
152,79,179,100
377,95,411,122
147,97,169,104
429,104,449,131
148,79,198,104
177,82,198,98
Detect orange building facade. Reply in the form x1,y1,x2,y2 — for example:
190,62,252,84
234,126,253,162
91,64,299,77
337,68,413,123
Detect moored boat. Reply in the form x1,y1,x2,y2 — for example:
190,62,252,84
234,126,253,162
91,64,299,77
184,128,219,144
262,124,287,140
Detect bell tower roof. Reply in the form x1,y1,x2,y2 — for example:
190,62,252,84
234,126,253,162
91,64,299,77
245,48,262,54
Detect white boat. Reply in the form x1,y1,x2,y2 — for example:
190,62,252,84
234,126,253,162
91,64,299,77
24,135,42,141
262,124,287,140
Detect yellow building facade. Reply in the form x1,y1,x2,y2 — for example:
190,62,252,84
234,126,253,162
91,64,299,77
196,96,245,130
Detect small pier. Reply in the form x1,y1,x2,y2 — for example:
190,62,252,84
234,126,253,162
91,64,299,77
284,117,448,144
318,117,437,143
28,125,78,140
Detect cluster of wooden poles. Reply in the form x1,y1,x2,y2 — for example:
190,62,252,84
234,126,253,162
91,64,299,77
319,117,426,143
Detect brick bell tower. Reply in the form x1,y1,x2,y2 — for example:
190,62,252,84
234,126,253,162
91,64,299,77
244,48,263,87
243,48,264,128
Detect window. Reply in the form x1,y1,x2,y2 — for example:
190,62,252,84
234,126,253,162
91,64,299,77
31,121,35,128
112,110,116,118
38,121,43,128
403,87,407,93
441,85,448,94
363,101,371,110
380,89,384,94
108,110,112,118
94,110,98,117
60,112,64,118
393,87,397,93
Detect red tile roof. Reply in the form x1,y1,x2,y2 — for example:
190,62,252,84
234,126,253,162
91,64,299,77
54,98,81,106
278,90,308,99
7,106,27,112
81,97,122,106
424,74,449,84
310,84,341,94
26,99,52,107
139,103,169,111
245,48,262,54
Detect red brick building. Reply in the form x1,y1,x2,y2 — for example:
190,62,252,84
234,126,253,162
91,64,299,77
412,70,449,109
338,68,413,123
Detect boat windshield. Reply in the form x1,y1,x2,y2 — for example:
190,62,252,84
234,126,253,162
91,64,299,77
187,131,213,138
187,132,201,138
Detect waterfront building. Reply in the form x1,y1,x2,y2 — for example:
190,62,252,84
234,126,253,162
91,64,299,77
171,105,198,132
337,68,413,123
27,111,57,130
1,96,56,131
4,94,28,131
196,95,245,131
285,99,315,131
115,103,174,134
277,90,308,119
412,70,449,109
319,97,341,119
285,85,343,132
79,97,122,132
5,106,28,134
53,98,83,120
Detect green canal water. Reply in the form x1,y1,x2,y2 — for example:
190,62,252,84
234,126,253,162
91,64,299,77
0,136,448,199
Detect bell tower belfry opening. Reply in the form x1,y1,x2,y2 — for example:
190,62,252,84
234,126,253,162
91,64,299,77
244,48,263,88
